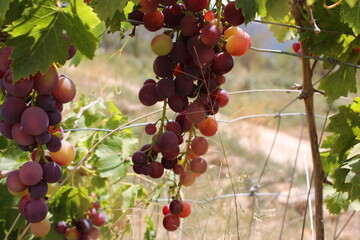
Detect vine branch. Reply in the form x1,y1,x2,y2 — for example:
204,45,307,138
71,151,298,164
291,1,325,239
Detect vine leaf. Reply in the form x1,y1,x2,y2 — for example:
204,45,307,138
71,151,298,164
5,0,100,82
235,0,258,24
319,57,357,103
91,0,129,21
0,0,12,26
345,0,357,8
263,0,289,21
95,135,135,179
341,1,360,35
49,186,90,221
325,191,349,214
324,98,360,158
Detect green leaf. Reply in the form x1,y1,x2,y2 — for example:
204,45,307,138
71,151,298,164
49,186,90,221
341,2,360,35
348,143,360,159
0,0,12,26
91,0,129,21
319,59,357,103
325,98,360,157
264,0,289,21
345,0,357,8
95,135,131,179
235,0,257,24
325,191,349,214
144,216,156,240
5,0,100,82
268,15,297,42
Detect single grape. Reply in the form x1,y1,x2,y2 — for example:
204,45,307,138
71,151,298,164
19,161,43,186
198,117,218,137
36,94,56,111
91,212,106,226
46,136,62,152
29,179,48,199
11,123,35,146
168,94,189,113
173,164,184,175
163,5,184,28
204,10,215,21
7,170,27,192
183,0,208,12
21,106,49,136
50,140,76,166
138,83,159,106
32,67,59,94
190,157,207,174
65,227,81,240
23,198,48,223
145,123,157,135
35,131,51,145
151,34,174,56
191,136,208,156
1,96,27,124
292,41,301,53
156,78,175,98
185,102,206,124
201,25,221,46
224,1,245,26
174,74,194,96
55,221,68,234
0,47,12,76
52,75,76,103
170,199,183,215
212,52,234,75
163,214,180,231
42,162,62,183
47,109,62,126
0,121,13,139
178,202,191,218
153,56,175,78
158,131,179,153
161,157,178,169
139,0,159,13
132,151,147,165
170,41,188,64
143,10,164,32
149,161,164,178
30,217,51,237
180,170,196,186
3,71,34,97
162,204,170,215
165,121,182,136
225,34,250,57
76,218,93,233
180,15,201,36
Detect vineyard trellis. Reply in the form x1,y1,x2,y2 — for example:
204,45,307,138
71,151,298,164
0,0,360,239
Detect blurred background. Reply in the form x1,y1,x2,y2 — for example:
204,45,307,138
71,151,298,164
59,22,359,240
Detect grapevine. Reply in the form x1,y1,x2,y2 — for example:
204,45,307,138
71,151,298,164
0,0,359,239
127,0,253,231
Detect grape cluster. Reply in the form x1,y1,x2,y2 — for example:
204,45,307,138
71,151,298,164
55,201,106,240
129,0,251,232
1,39,77,236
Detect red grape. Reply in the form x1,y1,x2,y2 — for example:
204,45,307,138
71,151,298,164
19,161,43,186
224,1,245,26
163,214,180,231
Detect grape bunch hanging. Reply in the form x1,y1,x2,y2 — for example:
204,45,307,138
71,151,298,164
0,41,77,237
129,0,251,232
